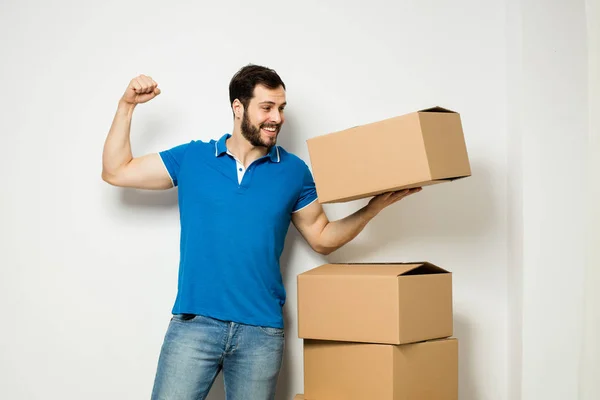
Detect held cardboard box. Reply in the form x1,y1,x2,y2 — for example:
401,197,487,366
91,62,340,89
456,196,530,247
304,338,458,400
306,106,471,204
298,263,452,345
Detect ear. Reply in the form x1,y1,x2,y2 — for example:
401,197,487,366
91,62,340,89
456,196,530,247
232,99,244,119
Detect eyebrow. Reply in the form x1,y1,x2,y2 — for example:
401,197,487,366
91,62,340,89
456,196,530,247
259,101,287,107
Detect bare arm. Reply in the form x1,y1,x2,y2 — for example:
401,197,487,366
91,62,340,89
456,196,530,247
291,188,422,255
101,75,172,190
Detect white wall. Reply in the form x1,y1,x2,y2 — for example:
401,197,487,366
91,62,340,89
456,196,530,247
506,0,524,398
508,0,600,399
510,0,591,399
4,0,577,399
581,1,600,399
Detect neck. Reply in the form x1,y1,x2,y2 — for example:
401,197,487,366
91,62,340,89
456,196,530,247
227,128,269,167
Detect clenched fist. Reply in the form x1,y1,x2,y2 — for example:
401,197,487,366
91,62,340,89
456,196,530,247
121,74,161,105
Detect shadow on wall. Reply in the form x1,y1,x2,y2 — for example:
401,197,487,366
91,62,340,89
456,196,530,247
324,160,496,263
119,187,179,209
454,313,479,400
316,160,493,400
311,161,492,400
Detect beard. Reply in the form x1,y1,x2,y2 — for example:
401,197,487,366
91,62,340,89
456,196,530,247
241,111,280,150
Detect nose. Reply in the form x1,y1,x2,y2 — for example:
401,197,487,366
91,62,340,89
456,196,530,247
270,109,282,124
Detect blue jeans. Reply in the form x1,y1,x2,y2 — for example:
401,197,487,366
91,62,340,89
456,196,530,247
151,313,285,400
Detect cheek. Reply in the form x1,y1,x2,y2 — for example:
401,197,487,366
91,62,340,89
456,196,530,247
255,113,269,125
248,114,263,127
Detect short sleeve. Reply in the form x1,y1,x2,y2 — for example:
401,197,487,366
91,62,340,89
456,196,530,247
159,141,192,187
292,162,318,213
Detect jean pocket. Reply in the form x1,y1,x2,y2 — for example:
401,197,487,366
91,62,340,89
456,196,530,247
258,326,285,337
171,313,197,322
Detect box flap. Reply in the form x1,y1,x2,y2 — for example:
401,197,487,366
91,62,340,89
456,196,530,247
400,262,449,275
418,106,457,113
300,263,448,277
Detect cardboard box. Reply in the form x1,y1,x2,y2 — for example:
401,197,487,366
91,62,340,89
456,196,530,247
304,338,458,400
306,106,471,203
298,263,452,345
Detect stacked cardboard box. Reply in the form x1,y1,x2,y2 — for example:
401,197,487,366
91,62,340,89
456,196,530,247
297,263,458,399
295,107,470,400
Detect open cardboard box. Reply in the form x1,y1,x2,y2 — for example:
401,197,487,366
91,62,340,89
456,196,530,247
306,106,471,203
298,263,453,345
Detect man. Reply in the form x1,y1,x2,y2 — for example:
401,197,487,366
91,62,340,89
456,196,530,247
101,64,421,400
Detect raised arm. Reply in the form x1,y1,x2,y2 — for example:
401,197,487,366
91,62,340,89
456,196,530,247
101,75,172,190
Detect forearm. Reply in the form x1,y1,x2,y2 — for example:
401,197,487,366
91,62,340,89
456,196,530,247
102,100,136,178
318,205,377,254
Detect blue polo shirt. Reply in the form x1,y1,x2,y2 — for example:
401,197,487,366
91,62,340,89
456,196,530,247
159,133,318,328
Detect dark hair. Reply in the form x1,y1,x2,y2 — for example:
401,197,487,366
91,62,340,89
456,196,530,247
229,64,286,110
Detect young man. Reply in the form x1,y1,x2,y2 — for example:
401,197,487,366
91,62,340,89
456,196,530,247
101,65,421,400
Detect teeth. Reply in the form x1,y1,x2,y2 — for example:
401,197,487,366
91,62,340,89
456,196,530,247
263,127,276,132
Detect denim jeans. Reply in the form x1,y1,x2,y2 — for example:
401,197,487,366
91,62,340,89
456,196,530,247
151,313,285,400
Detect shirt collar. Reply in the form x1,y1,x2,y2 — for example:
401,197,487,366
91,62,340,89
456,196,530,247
214,133,280,163
215,133,230,157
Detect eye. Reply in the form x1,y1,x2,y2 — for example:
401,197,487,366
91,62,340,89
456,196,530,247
262,106,271,111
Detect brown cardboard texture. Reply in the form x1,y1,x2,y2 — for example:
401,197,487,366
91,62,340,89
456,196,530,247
306,106,471,203
304,338,458,400
298,263,452,344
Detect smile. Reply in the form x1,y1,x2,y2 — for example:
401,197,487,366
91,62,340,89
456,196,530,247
262,127,278,136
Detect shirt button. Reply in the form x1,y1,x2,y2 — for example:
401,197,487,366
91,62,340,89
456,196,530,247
239,168,243,171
